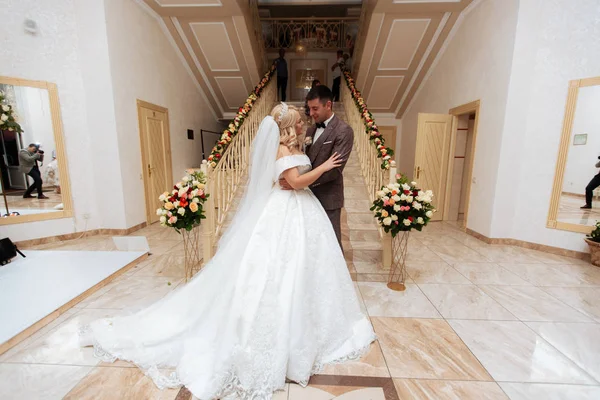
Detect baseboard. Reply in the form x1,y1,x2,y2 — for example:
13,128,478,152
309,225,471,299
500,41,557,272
465,228,590,261
15,221,148,248
561,191,586,198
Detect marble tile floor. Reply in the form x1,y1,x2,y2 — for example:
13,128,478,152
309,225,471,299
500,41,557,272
4,151,600,399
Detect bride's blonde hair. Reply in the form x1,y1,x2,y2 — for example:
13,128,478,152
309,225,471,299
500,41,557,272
270,103,301,150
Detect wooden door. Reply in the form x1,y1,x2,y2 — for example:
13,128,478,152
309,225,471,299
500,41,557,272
414,113,453,221
379,126,397,155
137,100,173,224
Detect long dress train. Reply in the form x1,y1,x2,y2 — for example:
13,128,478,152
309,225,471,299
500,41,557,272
80,154,375,399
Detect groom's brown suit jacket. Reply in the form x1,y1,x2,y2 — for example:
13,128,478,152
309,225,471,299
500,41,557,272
306,115,354,210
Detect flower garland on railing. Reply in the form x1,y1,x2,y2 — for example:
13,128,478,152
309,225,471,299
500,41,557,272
341,69,394,170
206,61,278,168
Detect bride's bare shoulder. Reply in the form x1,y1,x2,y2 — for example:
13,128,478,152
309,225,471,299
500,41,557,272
277,145,305,160
277,145,292,160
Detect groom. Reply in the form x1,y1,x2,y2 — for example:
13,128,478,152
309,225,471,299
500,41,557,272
281,85,354,248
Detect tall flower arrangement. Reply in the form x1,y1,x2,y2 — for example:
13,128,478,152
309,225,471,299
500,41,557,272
157,169,209,233
0,90,23,133
341,69,394,170
371,173,435,236
206,61,278,168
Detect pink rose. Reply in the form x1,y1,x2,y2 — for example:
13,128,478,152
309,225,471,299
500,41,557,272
168,216,177,224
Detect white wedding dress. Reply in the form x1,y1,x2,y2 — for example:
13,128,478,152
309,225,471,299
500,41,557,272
80,117,375,400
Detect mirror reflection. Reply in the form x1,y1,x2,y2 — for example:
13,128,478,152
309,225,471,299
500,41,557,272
558,84,600,226
0,84,63,218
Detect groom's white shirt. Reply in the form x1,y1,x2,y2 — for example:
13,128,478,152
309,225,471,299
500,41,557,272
313,113,335,144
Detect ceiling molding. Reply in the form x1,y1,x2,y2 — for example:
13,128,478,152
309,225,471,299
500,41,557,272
377,18,431,71
367,76,405,109
132,0,219,120
190,22,240,72
397,10,461,117
355,0,475,117
396,12,450,115
172,17,225,115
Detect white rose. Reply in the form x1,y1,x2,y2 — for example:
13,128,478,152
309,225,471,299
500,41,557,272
393,205,401,212
392,195,401,202
192,180,199,187
0,114,8,121
182,176,190,183
407,196,414,203
391,214,398,221
417,217,424,224
402,183,411,191
173,201,180,207
197,183,205,190
383,217,392,226
0,120,4,125
383,187,390,194
193,198,200,203
178,207,185,216
383,155,391,160
159,215,167,224
413,202,422,210
162,209,168,215
376,190,385,198
159,194,166,201
176,182,183,189
426,190,433,197
403,219,411,226
383,196,390,201
172,189,177,195
178,187,189,197
2,105,9,112
400,194,407,201
411,181,417,186
156,208,163,216
426,211,433,218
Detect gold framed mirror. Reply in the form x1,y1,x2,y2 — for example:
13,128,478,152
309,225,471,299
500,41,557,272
548,76,600,234
0,77,73,225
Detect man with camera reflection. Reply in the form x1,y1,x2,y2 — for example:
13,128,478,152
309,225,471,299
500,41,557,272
18,143,49,200
581,157,600,210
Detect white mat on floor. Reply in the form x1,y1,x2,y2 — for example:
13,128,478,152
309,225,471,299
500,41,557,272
0,250,146,345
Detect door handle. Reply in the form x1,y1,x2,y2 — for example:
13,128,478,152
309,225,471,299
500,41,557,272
416,166,423,179
148,164,155,177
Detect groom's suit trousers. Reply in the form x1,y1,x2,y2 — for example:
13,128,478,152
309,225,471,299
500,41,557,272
325,208,342,249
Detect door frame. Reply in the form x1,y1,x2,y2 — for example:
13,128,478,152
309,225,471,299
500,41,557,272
444,100,480,227
136,99,173,224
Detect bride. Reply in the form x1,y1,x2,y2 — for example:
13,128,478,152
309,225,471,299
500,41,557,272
80,103,376,399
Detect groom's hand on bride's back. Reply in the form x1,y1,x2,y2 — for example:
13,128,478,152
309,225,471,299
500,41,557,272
279,178,294,190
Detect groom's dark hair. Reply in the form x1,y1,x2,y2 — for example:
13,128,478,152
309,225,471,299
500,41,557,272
306,85,333,105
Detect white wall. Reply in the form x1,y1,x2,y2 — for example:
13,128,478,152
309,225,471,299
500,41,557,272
0,0,102,240
502,0,600,252
104,0,222,228
561,85,600,194
0,0,221,240
14,87,55,158
401,0,520,236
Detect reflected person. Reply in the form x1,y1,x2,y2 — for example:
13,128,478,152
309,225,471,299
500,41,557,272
19,143,49,200
581,157,600,209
